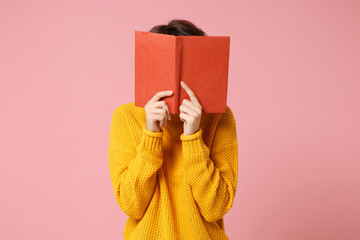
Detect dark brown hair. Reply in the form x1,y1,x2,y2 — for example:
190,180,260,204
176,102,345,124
149,19,207,36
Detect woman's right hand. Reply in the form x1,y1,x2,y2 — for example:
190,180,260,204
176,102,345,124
144,90,173,132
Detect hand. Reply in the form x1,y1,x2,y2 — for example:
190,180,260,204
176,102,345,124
144,90,173,132
179,81,203,136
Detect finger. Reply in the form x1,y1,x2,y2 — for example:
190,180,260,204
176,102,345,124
151,101,171,121
179,112,191,123
182,99,202,114
150,113,166,128
180,81,201,108
179,104,197,117
148,90,174,103
150,108,167,127
147,108,167,115
161,101,171,121
148,101,165,108
152,100,171,120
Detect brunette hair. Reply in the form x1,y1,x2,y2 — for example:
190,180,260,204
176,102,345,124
149,19,207,36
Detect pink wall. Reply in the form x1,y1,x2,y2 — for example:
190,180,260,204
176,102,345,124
1,0,359,239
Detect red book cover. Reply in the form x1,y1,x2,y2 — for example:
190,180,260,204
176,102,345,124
134,30,230,113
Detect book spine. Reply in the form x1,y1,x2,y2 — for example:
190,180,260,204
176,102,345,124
174,37,182,113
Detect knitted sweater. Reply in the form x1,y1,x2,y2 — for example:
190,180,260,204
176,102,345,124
108,102,238,239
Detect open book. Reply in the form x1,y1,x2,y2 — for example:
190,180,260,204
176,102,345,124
134,30,230,114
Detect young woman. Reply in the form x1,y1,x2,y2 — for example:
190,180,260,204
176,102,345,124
109,19,238,239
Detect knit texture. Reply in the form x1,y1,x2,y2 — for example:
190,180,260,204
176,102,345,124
108,102,238,239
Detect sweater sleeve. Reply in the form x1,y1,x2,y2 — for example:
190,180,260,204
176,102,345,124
108,108,164,219
180,106,238,222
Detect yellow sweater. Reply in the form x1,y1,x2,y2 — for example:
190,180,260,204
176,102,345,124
108,102,238,239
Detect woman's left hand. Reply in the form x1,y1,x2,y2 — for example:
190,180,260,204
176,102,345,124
179,81,203,136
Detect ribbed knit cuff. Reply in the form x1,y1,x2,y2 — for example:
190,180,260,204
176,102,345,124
140,126,164,158
180,128,207,153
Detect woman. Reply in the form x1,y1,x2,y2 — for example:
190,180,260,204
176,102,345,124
109,19,238,239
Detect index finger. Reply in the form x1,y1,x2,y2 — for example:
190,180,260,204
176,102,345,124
148,90,174,103
180,81,201,107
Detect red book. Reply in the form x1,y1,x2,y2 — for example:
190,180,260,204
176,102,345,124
134,30,230,114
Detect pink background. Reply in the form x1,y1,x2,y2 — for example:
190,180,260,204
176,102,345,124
1,0,359,239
